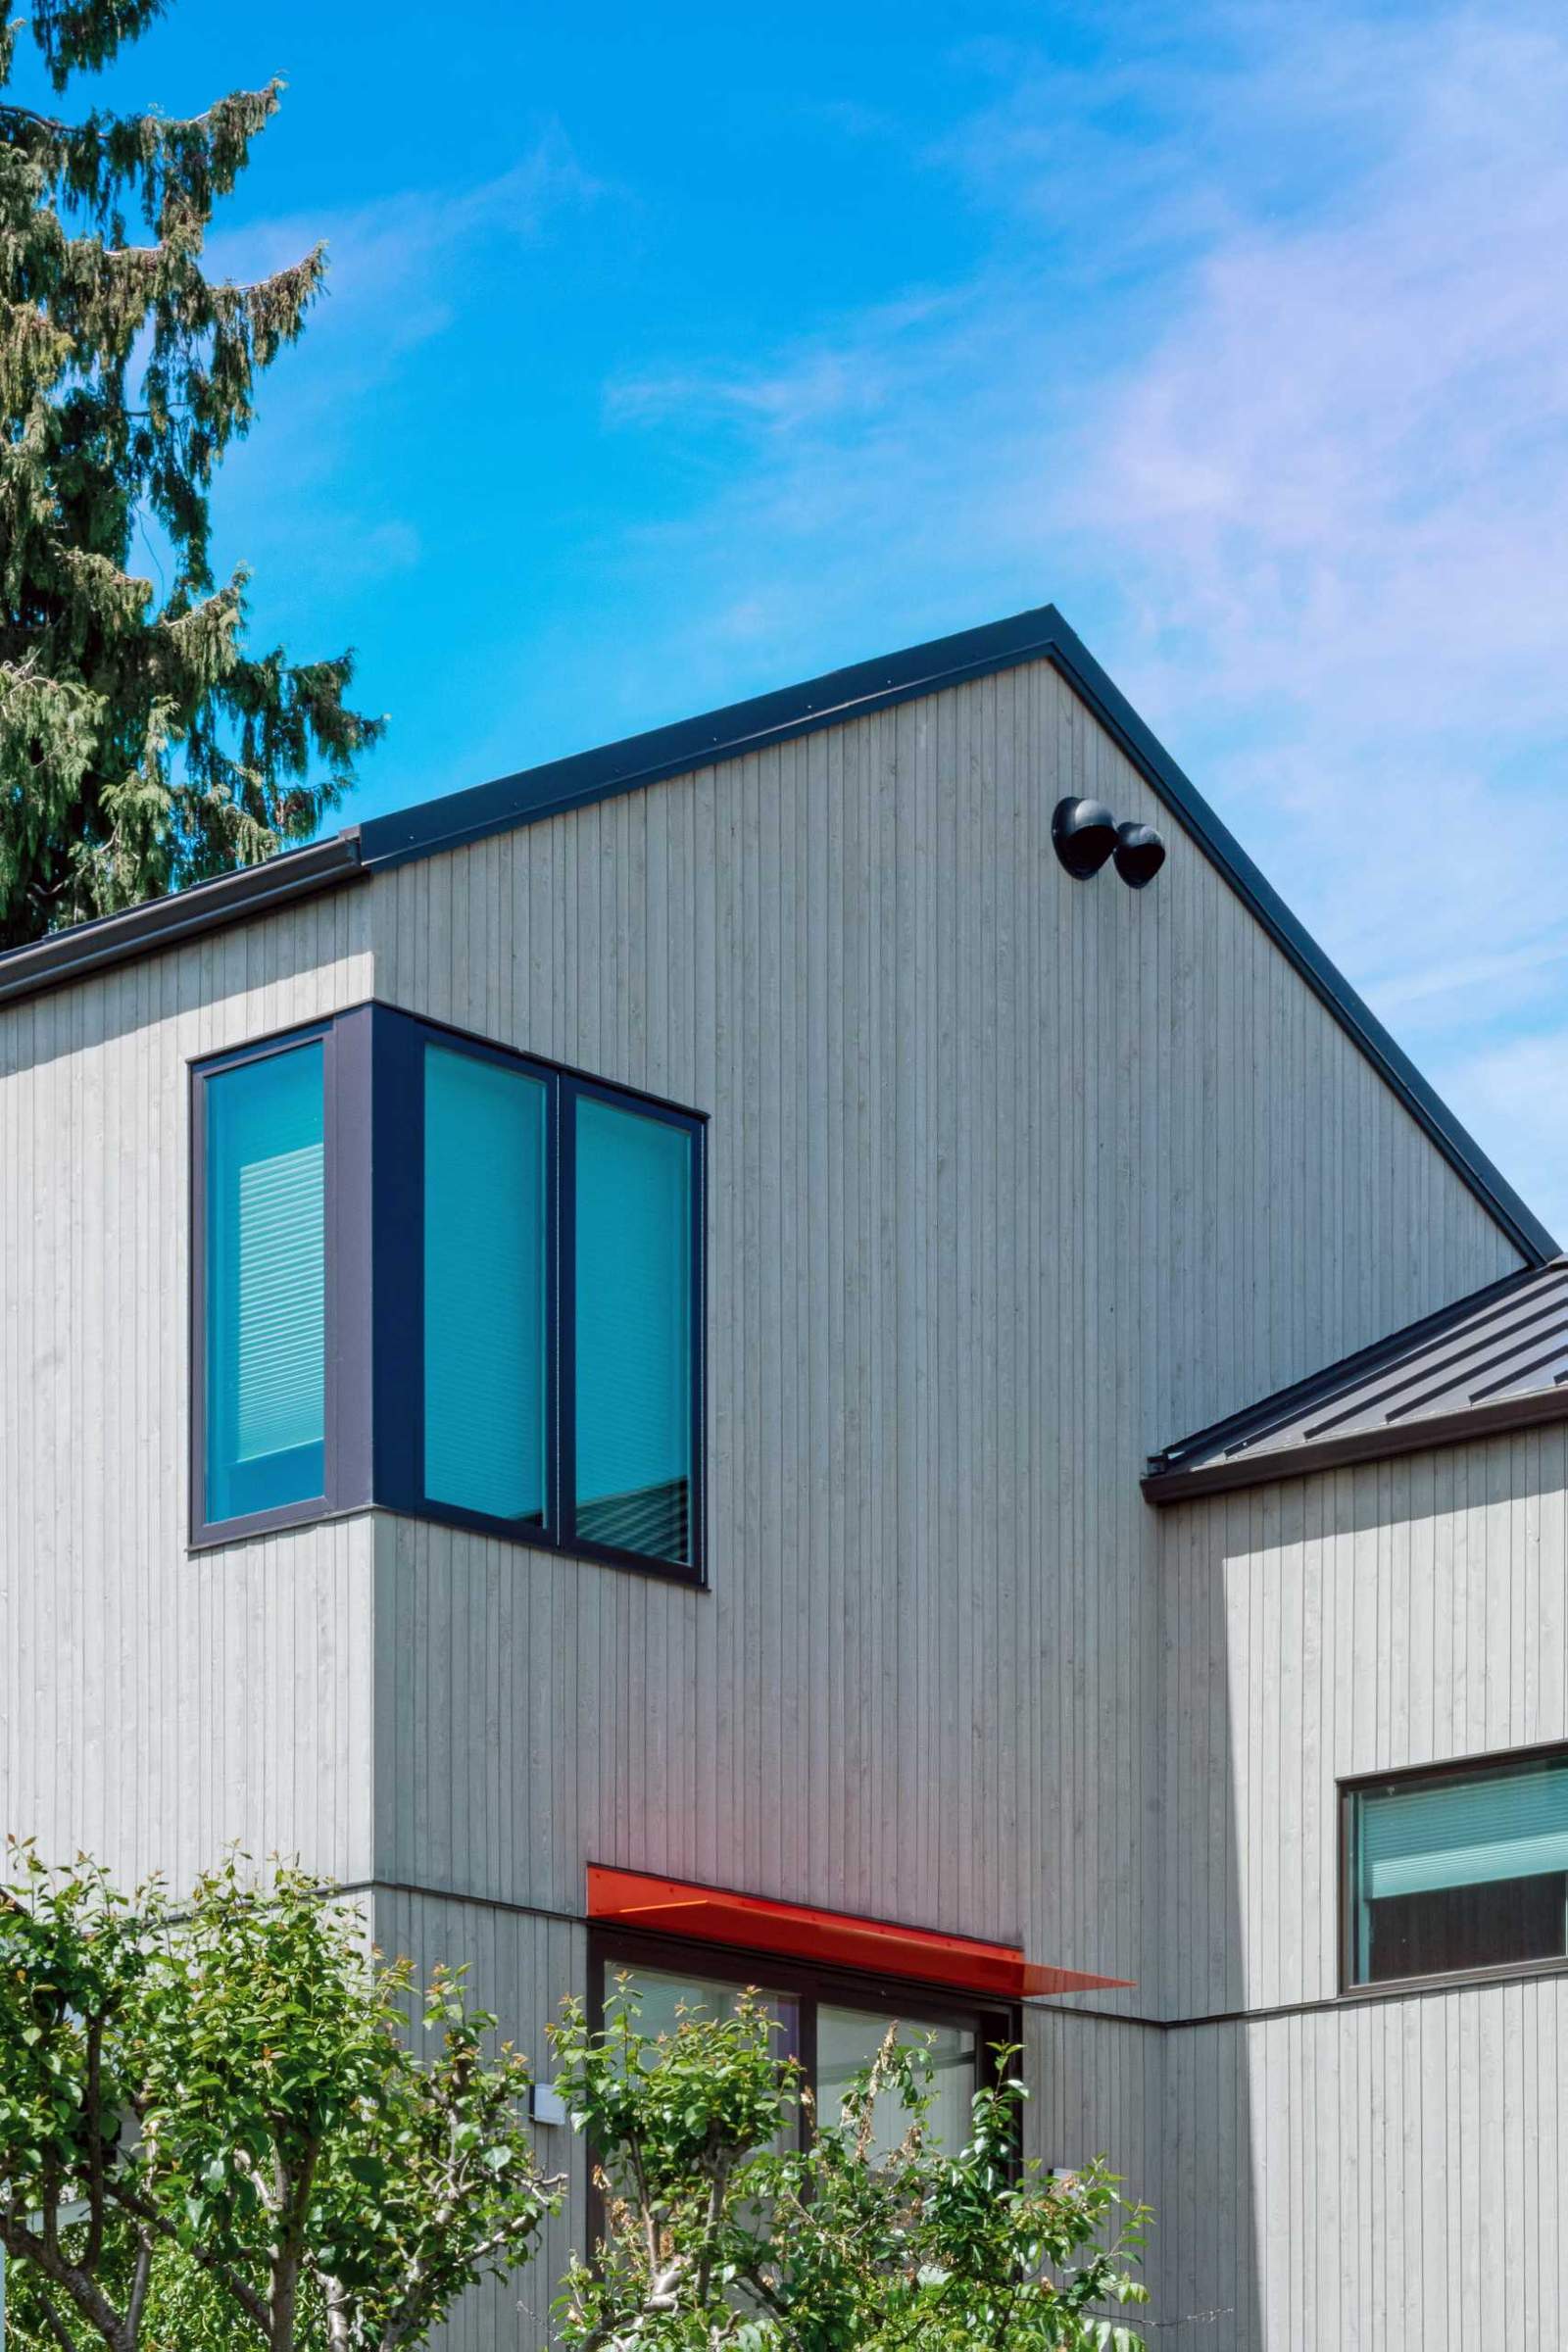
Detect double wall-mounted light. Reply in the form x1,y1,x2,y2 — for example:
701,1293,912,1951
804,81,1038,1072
1051,797,1166,890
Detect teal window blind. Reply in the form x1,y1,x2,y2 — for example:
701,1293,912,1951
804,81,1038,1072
573,1097,695,1563
423,1045,548,1523
205,1042,325,1523
1351,1756,1568,1984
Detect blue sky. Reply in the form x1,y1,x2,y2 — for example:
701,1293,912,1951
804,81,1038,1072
21,0,1568,1237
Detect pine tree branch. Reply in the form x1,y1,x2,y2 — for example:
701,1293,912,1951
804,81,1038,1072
0,100,73,134
0,2,378,944
0,88,275,142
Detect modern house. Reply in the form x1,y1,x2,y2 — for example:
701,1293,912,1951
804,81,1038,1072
3,604,1565,2348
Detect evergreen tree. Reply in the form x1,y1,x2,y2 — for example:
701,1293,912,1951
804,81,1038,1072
0,0,382,951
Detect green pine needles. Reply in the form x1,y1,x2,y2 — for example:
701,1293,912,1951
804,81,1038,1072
0,0,382,951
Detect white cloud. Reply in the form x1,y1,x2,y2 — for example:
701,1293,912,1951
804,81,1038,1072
197,128,601,627
595,0,1568,1238
1433,1028,1568,1248
207,126,602,388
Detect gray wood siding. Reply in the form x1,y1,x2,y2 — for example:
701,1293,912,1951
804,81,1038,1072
363,660,1519,2013
368,1887,586,2352
0,650,1544,2347
1157,1428,1568,2346
1153,1982,1568,2351
0,891,377,1887
1160,1427,1568,2019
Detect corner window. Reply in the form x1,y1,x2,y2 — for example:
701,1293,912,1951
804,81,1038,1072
191,1004,705,1578
1346,1747,1568,1987
593,1938,1004,2157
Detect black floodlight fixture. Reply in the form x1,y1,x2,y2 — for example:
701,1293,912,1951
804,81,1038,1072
1051,797,1118,879
1112,821,1166,890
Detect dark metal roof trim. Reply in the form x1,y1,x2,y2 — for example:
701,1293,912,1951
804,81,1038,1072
1041,622,1556,1265
1145,1255,1568,1502
0,602,1552,1263
1149,1260,1539,1473
1143,1382,1568,1504
352,608,1077,870
0,833,366,1010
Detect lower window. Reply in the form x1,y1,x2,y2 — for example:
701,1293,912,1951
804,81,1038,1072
1346,1746,1568,1987
593,1936,1009,2156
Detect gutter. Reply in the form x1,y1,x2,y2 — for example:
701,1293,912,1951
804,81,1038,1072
0,832,366,1009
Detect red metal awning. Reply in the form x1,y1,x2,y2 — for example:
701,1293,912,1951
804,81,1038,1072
586,1865,1134,2000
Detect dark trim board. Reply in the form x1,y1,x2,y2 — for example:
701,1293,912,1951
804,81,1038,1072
1039,619,1552,1265
0,603,1552,1261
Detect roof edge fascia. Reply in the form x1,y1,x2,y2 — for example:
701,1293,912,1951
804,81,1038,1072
0,833,366,1011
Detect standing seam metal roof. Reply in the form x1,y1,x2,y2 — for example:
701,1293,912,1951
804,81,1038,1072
1144,1256,1568,1500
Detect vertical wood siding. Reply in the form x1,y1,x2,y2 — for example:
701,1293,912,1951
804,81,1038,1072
1154,1982,1568,2351
363,659,1517,1993
1162,1429,1568,2017
1158,1429,1568,2347
368,1887,585,2352
0,892,377,1887
0,653,1538,2344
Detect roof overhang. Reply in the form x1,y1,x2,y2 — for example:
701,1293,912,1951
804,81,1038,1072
586,1864,1133,2001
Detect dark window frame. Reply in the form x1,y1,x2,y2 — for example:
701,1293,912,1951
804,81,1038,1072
588,1924,1017,2155
559,1074,707,1577
189,1001,707,1586
188,1014,373,1548
1340,1740,1568,1996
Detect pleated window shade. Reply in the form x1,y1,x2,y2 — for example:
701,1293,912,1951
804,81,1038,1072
573,1096,694,1564
422,1046,548,1523
1359,1762,1568,1899
1351,1754,1568,1983
205,1041,325,1522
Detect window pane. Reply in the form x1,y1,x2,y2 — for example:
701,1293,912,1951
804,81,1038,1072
205,1042,325,1523
423,1046,548,1523
574,1098,695,1562
609,1967,800,2158
815,2005,978,2159
612,1967,797,2056
1352,1759,1568,1983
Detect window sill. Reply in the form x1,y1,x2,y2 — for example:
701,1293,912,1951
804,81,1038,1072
189,1494,349,1550
189,1497,708,1590
1340,1951,1568,2002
